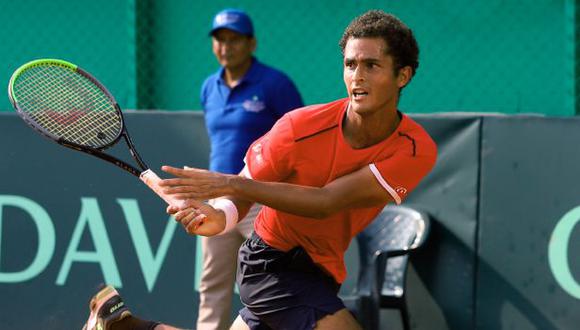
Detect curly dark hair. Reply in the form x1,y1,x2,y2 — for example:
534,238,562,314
339,10,419,77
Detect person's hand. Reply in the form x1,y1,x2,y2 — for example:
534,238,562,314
166,199,226,236
160,165,235,200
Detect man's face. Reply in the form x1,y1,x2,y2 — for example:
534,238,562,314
212,29,255,70
343,37,409,115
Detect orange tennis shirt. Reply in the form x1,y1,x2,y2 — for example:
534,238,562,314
244,98,437,283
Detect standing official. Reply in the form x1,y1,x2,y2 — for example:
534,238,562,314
198,8,303,330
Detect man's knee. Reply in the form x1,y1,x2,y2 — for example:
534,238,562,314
315,308,362,330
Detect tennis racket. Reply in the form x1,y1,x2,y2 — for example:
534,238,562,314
7,58,184,208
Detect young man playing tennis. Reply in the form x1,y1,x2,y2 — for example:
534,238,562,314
82,10,436,330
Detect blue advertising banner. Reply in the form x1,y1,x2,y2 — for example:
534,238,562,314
477,116,580,329
0,112,209,329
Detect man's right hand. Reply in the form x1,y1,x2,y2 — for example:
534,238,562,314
167,200,226,236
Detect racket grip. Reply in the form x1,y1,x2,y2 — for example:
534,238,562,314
140,169,186,209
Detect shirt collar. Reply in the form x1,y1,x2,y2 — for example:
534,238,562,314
217,57,261,86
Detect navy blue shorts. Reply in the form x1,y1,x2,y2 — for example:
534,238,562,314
236,233,345,330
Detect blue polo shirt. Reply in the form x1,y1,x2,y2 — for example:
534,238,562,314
201,58,303,174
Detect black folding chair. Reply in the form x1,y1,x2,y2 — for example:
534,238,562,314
342,205,431,330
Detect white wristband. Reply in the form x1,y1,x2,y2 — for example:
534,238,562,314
211,199,239,235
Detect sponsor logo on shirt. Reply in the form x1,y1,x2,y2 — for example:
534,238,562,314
252,142,264,164
395,186,408,196
243,95,266,113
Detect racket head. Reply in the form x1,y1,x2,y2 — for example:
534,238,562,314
8,59,124,150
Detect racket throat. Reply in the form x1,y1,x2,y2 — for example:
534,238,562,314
122,132,148,171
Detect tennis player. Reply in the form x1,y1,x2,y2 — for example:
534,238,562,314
81,10,436,330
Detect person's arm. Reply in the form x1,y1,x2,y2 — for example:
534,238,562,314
165,166,256,236
161,165,393,219
166,194,254,236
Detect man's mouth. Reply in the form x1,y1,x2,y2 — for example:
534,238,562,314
352,89,368,98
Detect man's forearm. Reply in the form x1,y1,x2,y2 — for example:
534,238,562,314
230,176,333,218
226,196,254,221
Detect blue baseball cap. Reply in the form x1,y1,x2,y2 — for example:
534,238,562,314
210,9,254,37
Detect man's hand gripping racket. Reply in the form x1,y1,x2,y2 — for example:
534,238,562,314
7,59,191,211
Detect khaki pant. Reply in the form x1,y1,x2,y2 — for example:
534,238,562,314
196,204,259,330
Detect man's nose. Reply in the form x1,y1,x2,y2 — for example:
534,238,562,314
353,66,365,81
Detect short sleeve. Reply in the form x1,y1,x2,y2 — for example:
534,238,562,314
370,144,437,204
244,114,295,182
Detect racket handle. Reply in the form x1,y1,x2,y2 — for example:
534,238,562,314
140,169,186,209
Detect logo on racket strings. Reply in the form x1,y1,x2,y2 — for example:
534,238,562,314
45,110,87,125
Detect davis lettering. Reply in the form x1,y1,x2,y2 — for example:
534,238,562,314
548,205,580,299
0,195,178,292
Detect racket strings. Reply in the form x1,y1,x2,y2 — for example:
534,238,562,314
18,67,120,146
19,66,120,146
13,64,122,148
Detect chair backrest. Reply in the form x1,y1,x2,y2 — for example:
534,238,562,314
356,205,431,298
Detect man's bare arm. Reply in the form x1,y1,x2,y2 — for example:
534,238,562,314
161,165,393,219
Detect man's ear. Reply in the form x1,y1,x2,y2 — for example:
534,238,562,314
250,37,257,52
397,66,413,88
